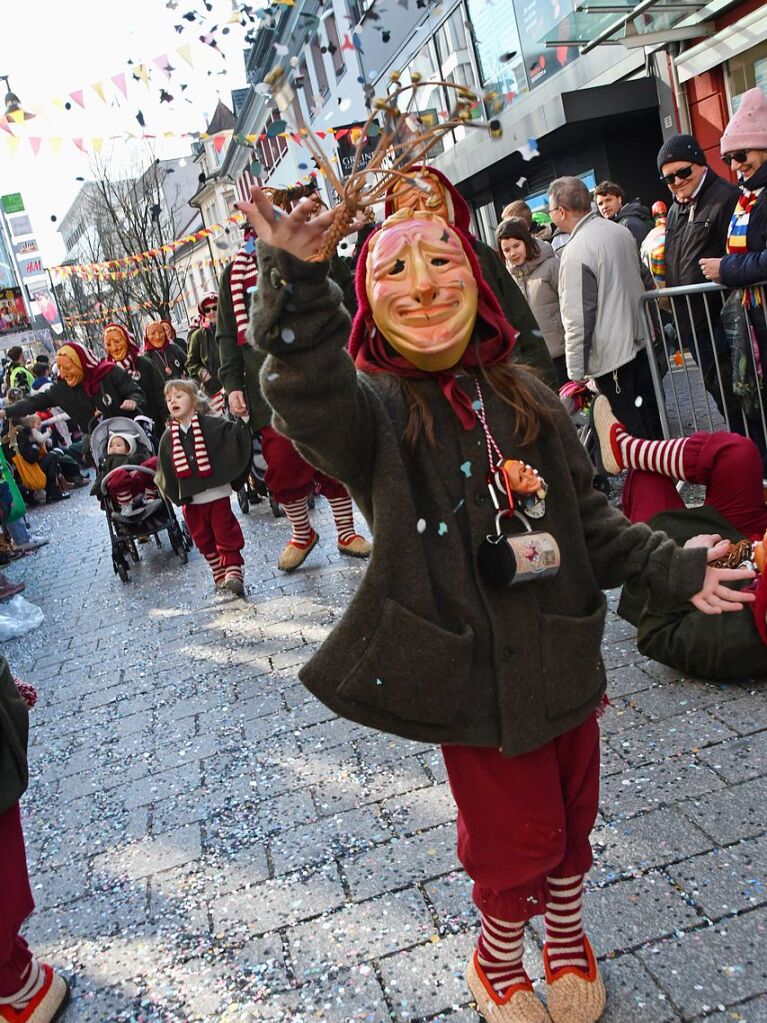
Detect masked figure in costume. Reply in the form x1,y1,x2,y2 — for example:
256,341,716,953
102,322,167,434
143,321,187,380
186,294,225,415
385,166,558,390
0,343,144,456
218,194,370,571
237,187,747,1023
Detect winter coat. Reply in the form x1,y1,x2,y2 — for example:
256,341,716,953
558,213,649,381
186,325,222,397
509,242,565,360
251,241,707,756
15,427,46,465
7,365,34,395
614,201,653,248
5,366,145,435
144,342,186,381
618,505,766,680
217,261,273,431
155,414,252,505
665,169,739,331
719,162,767,291
0,655,29,815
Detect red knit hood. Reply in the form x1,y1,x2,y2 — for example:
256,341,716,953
383,165,473,235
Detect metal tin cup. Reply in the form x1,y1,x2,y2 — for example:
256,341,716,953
477,511,560,588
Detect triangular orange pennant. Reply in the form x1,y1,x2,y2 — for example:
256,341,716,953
213,134,226,153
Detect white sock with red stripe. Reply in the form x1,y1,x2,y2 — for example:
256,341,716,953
204,553,226,586
610,424,689,480
544,874,588,974
283,498,315,548
115,489,132,506
0,958,45,1009
225,564,243,581
476,913,528,994
327,495,358,544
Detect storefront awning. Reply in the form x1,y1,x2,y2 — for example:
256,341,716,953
674,4,767,82
542,0,715,54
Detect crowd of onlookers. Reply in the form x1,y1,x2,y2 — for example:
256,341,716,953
494,86,767,470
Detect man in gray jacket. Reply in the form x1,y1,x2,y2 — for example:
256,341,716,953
549,176,662,438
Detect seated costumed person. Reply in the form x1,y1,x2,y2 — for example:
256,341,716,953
143,320,187,380
386,166,558,390
0,343,144,458
186,294,225,415
218,189,370,572
239,184,751,1023
594,397,767,680
103,322,167,435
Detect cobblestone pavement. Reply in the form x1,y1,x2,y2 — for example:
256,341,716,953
5,486,767,1023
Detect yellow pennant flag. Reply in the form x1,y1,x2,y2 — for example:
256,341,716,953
51,97,66,111
49,138,64,155
176,43,194,67
92,138,104,152
91,81,107,104
6,136,22,156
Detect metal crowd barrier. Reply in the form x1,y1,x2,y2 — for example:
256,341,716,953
640,281,767,448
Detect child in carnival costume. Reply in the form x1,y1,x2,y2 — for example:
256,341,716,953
237,186,753,1023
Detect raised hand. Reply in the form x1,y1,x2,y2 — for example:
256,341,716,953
234,187,365,263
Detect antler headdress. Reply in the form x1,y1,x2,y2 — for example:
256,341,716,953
264,67,503,261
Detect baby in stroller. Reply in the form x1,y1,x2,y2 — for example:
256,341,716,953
91,419,160,523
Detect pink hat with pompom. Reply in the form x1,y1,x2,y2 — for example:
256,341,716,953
721,88,767,154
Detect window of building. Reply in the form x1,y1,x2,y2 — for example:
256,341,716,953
465,0,528,101
299,56,316,114
728,40,767,111
324,13,345,77
311,37,330,97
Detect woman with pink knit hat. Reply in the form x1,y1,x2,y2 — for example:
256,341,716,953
700,87,767,452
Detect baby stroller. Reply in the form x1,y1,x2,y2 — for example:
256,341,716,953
559,382,612,498
90,416,192,583
233,427,313,519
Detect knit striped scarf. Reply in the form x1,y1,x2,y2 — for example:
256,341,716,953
114,356,140,381
170,415,212,479
727,187,764,254
229,242,258,346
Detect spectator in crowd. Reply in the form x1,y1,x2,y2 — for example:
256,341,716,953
30,365,49,392
659,133,739,418
700,87,767,452
2,350,34,397
549,176,662,437
14,416,69,503
496,218,568,387
0,656,70,1023
594,181,653,248
640,201,668,287
501,200,553,242
186,295,224,415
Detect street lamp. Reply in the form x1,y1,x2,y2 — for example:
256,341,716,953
0,75,35,123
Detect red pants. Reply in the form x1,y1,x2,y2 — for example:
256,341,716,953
260,425,347,505
106,457,158,506
442,713,600,922
622,432,767,537
182,496,244,567
0,803,34,997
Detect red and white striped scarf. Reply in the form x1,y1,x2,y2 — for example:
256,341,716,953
170,415,213,478
229,242,258,346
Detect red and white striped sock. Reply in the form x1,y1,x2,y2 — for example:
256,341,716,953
611,424,689,480
225,564,243,581
204,553,226,585
114,489,132,506
327,495,357,544
476,913,528,995
283,498,314,547
544,874,588,974
0,957,45,1009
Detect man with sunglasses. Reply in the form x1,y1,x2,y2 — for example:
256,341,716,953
659,134,739,418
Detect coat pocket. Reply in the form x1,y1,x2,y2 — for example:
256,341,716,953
540,595,607,720
336,599,474,727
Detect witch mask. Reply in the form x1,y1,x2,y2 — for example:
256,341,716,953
145,322,166,349
104,326,129,361
365,209,478,372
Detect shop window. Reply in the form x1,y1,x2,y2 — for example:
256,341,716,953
728,40,767,111
311,37,330,97
325,14,345,77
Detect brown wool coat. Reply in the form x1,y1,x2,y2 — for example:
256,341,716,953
249,243,708,757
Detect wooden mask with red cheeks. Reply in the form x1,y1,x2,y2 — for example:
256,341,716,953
365,210,478,372
146,322,166,348
104,325,129,361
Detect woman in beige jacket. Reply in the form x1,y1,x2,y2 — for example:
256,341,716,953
497,218,568,388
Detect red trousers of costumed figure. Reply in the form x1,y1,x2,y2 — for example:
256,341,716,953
622,430,767,645
0,803,34,997
106,457,158,506
182,497,244,568
260,425,348,505
441,712,600,921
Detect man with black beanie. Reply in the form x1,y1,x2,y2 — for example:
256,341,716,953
659,134,739,420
